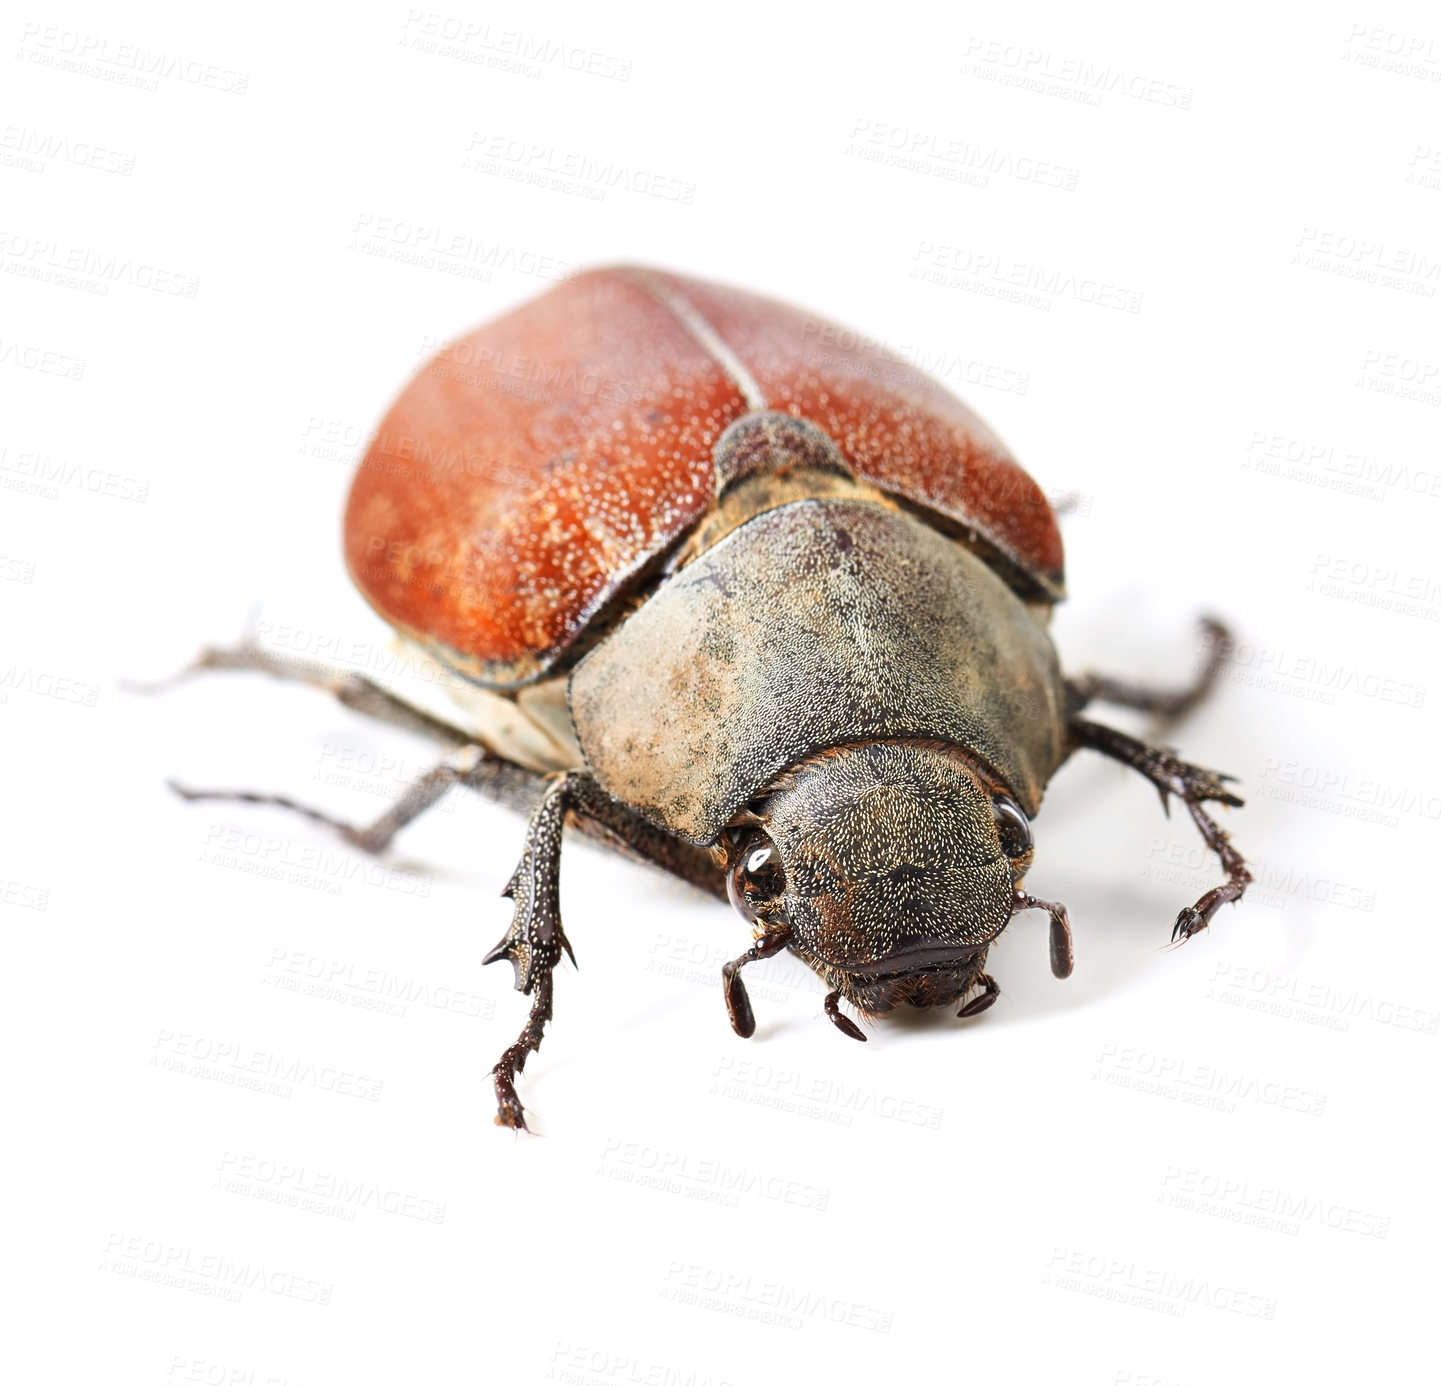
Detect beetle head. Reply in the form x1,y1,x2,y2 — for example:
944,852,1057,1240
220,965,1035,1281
722,741,1070,1021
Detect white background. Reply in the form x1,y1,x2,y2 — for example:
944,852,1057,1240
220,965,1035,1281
5,2,1439,1382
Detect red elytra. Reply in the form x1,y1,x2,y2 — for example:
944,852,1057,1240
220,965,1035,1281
342,265,1064,689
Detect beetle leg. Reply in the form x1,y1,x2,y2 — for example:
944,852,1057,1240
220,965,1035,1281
1168,798,1253,943
483,772,584,1130
957,972,999,1018
1065,617,1230,724
484,774,579,992
151,639,726,896
169,745,501,855
1067,717,1252,943
131,638,476,748
491,971,554,1132
721,925,794,1038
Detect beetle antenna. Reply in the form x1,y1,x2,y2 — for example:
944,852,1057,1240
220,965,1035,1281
1013,891,1074,979
721,924,793,1038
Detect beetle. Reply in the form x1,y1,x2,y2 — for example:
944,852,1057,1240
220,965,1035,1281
170,265,1251,1129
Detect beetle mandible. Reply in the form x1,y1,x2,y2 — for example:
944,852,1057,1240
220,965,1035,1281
171,266,1251,1129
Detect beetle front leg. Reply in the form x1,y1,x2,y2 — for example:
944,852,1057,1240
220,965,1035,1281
482,772,586,1129
1067,717,1251,943
490,972,556,1132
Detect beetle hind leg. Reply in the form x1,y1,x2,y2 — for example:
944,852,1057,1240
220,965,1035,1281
1068,717,1252,943
132,637,477,748
1065,617,1230,725
152,637,726,894
169,745,508,856
150,637,554,839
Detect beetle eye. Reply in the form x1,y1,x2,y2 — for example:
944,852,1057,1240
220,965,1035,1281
993,796,1033,859
726,833,787,923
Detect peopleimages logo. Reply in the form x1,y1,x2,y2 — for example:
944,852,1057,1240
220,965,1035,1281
910,241,1144,312
100,1233,330,1305
1093,1044,1327,1117
710,1056,943,1129
959,36,1194,109
150,1030,384,1102
659,1260,894,1334
596,1138,831,1212
1207,963,1439,1036
1043,1248,1277,1319
1158,1166,1390,1239
15,23,250,94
